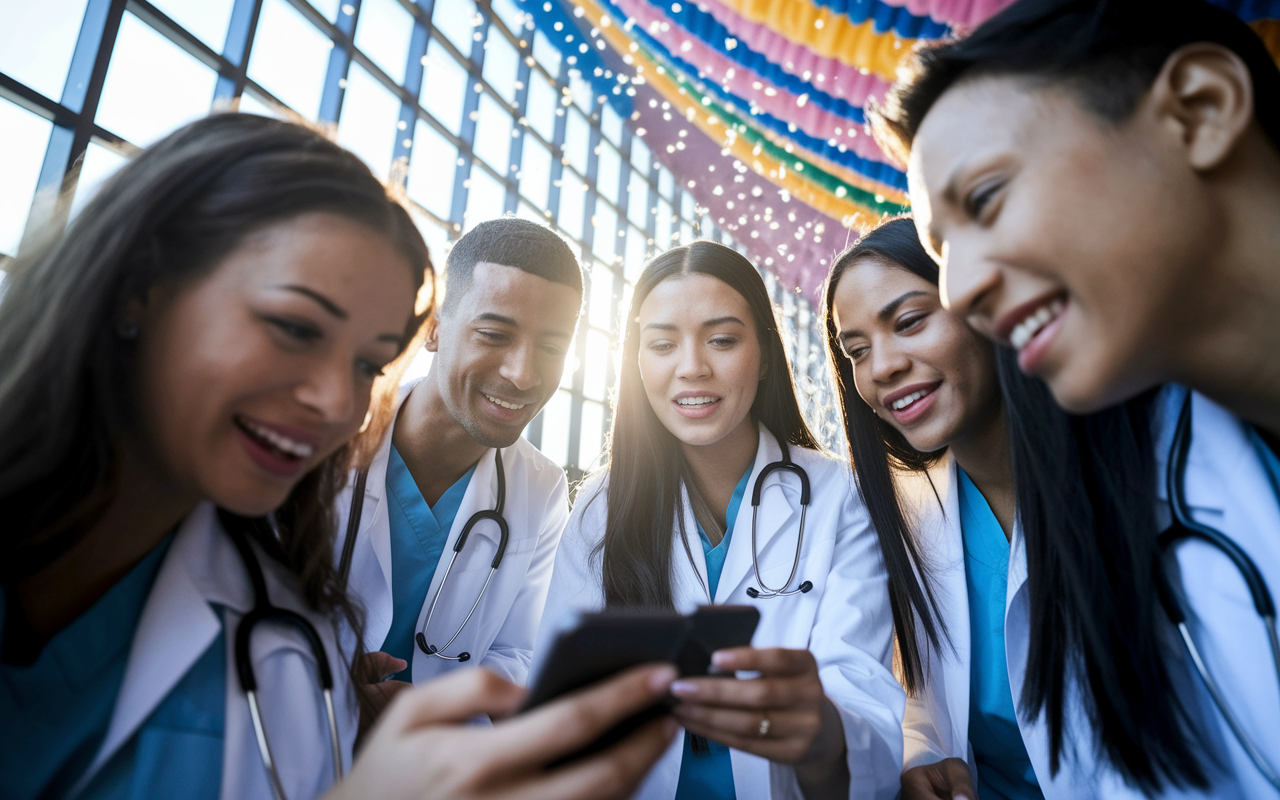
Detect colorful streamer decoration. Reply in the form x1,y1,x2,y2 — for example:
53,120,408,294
520,0,1280,298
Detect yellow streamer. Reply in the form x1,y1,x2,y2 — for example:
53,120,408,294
718,0,913,82
579,0,890,229
1251,19,1280,66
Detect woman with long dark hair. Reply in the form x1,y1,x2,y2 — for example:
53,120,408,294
537,240,904,800
869,0,1280,794
0,113,679,800
823,216,1234,800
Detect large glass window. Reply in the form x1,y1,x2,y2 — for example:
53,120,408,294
95,13,218,146
0,0,833,478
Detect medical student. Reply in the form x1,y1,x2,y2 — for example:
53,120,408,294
536,240,905,800
870,0,1280,795
824,217,1245,799
0,113,677,800
336,217,580,711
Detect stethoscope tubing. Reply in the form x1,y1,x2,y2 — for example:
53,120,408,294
415,449,509,662
227,526,343,800
1161,392,1280,790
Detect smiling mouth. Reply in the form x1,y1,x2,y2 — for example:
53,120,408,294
675,396,720,407
890,387,934,412
234,415,315,460
1009,297,1065,351
483,393,528,411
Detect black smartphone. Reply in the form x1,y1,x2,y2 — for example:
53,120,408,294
523,605,760,764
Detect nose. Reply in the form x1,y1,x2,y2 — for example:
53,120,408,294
295,355,358,425
939,239,1001,335
869,338,911,385
498,342,540,392
675,341,711,381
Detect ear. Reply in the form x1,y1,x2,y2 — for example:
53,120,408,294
1149,43,1255,172
423,316,441,353
758,358,768,381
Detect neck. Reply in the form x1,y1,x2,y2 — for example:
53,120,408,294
6,445,196,662
1168,135,1280,437
680,416,759,526
949,403,1015,540
392,369,488,506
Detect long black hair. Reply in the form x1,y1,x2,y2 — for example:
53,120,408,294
823,217,1201,793
869,0,1280,165
596,240,819,610
0,113,433,685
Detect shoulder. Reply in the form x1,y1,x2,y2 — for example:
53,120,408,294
506,436,569,490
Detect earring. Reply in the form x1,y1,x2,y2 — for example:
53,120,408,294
116,320,139,339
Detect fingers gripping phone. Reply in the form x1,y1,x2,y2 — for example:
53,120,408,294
523,605,760,763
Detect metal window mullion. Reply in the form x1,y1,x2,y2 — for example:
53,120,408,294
214,0,264,102
317,0,361,125
501,36,533,214
391,3,434,184
446,10,491,233
566,95,605,474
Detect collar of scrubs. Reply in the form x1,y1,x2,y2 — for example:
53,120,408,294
693,458,755,599
0,533,174,800
956,468,1042,799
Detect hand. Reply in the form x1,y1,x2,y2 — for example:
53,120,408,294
354,651,413,744
669,647,841,765
326,663,680,800
901,758,977,800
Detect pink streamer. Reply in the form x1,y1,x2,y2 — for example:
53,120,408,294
615,0,896,174
874,0,1017,29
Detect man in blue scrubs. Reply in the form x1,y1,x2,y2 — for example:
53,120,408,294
336,218,583,720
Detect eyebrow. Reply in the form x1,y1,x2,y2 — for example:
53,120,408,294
473,311,573,339
839,290,929,342
280,285,347,319
642,316,746,332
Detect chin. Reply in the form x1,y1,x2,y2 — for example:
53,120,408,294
209,480,296,519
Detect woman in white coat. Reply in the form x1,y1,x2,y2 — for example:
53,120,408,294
824,218,1239,799
0,114,678,800
537,240,905,800
869,1,1280,794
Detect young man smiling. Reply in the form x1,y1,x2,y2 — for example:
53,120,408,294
335,217,583,713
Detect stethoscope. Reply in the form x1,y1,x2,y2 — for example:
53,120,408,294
226,526,342,800
1157,391,1280,790
413,449,509,662
682,432,814,601
339,448,511,664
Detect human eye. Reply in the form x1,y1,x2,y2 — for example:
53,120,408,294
709,335,738,348
964,177,1004,219
266,316,322,343
645,339,675,353
845,343,869,362
896,311,929,333
477,329,509,344
356,359,388,381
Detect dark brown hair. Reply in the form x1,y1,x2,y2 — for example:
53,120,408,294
593,240,818,610
0,113,433,685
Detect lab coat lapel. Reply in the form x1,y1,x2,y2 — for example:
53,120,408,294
672,481,713,609
70,505,230,798
928,457,973,758
715,426,800,603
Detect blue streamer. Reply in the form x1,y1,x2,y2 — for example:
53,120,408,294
803,0,951,38
515,0,634,117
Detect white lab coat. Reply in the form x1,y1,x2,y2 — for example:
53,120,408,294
69,502,357,800
335,377,569,685
899,388,1280,799
534,424,906,800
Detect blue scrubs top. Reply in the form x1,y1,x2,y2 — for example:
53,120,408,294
1,535,225,800
957,469,1043,800
674,460,754,800
382,444,476,681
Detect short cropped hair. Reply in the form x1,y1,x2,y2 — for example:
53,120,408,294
869,0,1280,166
441,217,583,315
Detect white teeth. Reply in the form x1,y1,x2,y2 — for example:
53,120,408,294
484,393,527,410
890,388,932,411
1009,299,1065,351
676,396,718,406
241,418,314,458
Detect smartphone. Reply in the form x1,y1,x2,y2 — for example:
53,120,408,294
523,605,760,764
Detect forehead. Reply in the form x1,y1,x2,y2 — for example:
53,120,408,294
454,260,580,326
832,258,936,322
638,273,753,325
